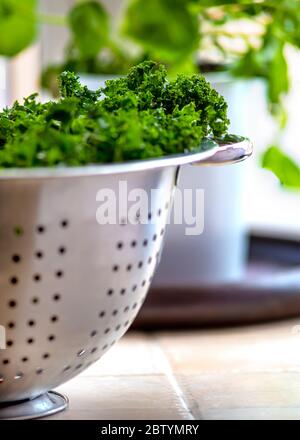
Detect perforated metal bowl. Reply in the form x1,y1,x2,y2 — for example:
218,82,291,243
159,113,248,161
0,138,251,419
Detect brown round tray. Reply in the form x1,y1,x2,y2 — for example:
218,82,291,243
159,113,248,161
133,235,300,329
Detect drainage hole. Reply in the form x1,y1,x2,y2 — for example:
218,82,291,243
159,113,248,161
61,219,69,228
14,226,24,236
8,300,17,308
36,225,45,234
10,277,18,285
35,251,43,259
63,366,71,372
14,372,24,380
58,246,66,255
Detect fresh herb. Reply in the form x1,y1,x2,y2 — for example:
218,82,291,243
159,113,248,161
0,61,229,168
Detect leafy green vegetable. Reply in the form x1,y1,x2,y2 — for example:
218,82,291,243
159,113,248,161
0,0,37,56
262,146,300,190
68,1,109,60
0,61,229,168
122,0,199,64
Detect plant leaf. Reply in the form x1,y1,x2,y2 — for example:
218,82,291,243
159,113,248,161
122,0,199,64
0,0,37,57
267,37,289,107
68,1,109,59
262,145,300,190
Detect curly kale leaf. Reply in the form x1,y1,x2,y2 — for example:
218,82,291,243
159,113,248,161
59,71,101,104
161,74,229,137
0,61,229,168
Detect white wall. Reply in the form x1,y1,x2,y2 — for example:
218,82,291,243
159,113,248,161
0,57,7,108
243,48,300,237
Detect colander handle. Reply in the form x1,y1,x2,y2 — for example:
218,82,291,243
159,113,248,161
193,137,253,166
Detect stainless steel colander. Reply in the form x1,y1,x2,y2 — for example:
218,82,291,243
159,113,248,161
0,138,251,419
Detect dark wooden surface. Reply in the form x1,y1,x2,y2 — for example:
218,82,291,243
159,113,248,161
134,235,300,329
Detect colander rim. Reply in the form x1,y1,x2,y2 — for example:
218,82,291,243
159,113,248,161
0,136,250,180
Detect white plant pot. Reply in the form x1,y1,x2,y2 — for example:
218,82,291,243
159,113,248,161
154,74,265,286
79,73,120,90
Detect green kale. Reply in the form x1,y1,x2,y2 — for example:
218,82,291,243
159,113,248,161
0,60,229,168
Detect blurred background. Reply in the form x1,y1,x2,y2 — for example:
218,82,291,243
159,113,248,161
2,0,300,299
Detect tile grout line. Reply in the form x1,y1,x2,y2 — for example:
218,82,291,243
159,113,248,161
150,336,196,420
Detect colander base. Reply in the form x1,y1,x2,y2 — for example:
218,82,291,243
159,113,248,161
0,391,68,420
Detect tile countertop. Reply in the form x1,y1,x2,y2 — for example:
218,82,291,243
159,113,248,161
48,319,300,420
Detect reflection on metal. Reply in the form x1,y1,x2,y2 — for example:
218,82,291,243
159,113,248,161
0,325,5,349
